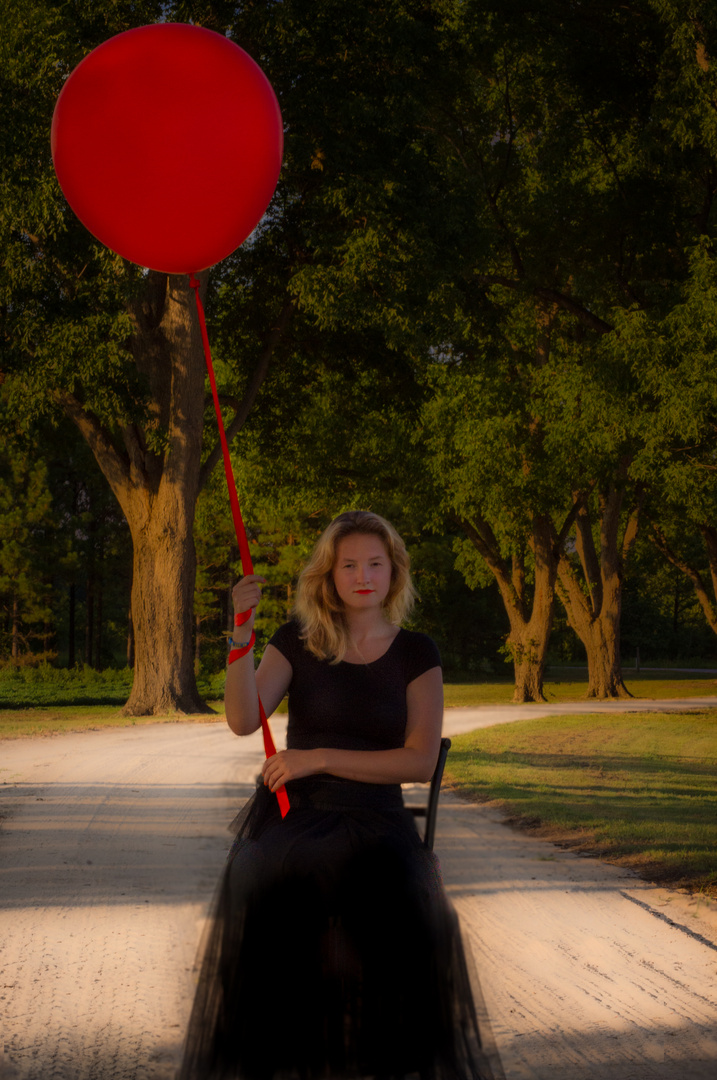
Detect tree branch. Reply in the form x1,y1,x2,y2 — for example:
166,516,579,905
554,485,595,554
474,276,615,335
620,485,647,566
455,513,528,622
54,390,132,504
534,287,613,335
117,422,152,489
208,393,242,413
575,500,603,616
699,524,717,607
649,521,717,633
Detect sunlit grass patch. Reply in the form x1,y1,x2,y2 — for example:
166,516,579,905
444,711,717,895
0,703,226,739
442,672,717,706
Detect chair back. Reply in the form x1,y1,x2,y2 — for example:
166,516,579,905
423,736,451,850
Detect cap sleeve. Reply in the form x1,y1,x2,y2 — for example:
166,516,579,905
267,620,300,667
403,631,442,684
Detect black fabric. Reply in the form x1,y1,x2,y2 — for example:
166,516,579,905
178,623,490,1080
270,621,442,756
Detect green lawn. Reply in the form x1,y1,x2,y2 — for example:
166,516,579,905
444,710,717,896
0,702,227,739
443,669,717,707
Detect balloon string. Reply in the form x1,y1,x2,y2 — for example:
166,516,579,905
189,273,289,819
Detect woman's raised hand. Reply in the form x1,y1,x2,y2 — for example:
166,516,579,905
231,575,266,633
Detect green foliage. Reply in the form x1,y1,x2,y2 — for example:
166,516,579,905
610,242,717,512
622,528,717,662
0,662,133,706
193,455,328,671
0,661,225,707
5,0,717,692
0,0,163,429
0,421,58,659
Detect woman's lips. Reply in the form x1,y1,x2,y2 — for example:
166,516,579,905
355,589,374,594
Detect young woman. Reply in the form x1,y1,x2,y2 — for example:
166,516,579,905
179,511,489,1080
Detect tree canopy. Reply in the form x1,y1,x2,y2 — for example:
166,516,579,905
3,0,717,703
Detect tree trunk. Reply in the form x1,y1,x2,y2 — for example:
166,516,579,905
94,573,103,672
122,274,210,714
555,484,642,699
506,519,557,702
84,573,94,667
68,583,76,668
126,501,204,713
194,612,202,675
127,603,135,670
648,520,717,636
58,273,289,715
11,593,19,660
60,273,209,714
457,512,562,702
557,567,630,697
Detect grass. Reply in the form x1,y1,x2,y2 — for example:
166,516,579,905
0,702,227,738
444,710,717,896
442,669,717,707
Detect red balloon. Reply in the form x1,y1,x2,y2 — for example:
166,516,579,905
51,23,283,273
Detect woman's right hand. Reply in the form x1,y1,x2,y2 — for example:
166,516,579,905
231,575,266,634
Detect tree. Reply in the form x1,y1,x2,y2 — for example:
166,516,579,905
2,0,451,712
1,0,218,710
408,0,717,698
418,336,587,702
615,242,717,647
554,483,645,698
6,0,717,710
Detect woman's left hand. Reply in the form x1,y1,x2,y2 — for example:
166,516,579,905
262,749,321,792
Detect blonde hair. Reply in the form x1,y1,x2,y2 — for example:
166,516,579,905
293,511,418,663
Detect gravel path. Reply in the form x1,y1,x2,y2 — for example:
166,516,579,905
1,701,716,1079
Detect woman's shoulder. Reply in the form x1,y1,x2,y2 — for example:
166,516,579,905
267,619,304,662
396,628,442,681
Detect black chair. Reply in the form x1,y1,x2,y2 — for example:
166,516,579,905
408,737,451,851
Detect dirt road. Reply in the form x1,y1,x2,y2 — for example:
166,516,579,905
1,706,716,1079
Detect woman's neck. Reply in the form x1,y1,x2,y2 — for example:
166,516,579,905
343,608,394,644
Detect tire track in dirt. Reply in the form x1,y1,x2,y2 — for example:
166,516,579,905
436,792,717,1080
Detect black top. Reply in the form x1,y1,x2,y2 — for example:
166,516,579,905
268,620,442,754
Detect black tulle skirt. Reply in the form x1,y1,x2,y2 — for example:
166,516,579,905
177,776,490,1080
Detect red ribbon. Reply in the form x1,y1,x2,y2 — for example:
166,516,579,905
189,273,290,819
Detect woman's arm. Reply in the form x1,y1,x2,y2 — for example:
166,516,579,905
261,665,444,789
225,643,292,736
224,574,292,736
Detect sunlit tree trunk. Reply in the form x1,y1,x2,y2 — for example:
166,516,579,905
556,484,642,699
458,513,559,702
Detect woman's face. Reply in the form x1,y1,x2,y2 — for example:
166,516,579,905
332,533,393,612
